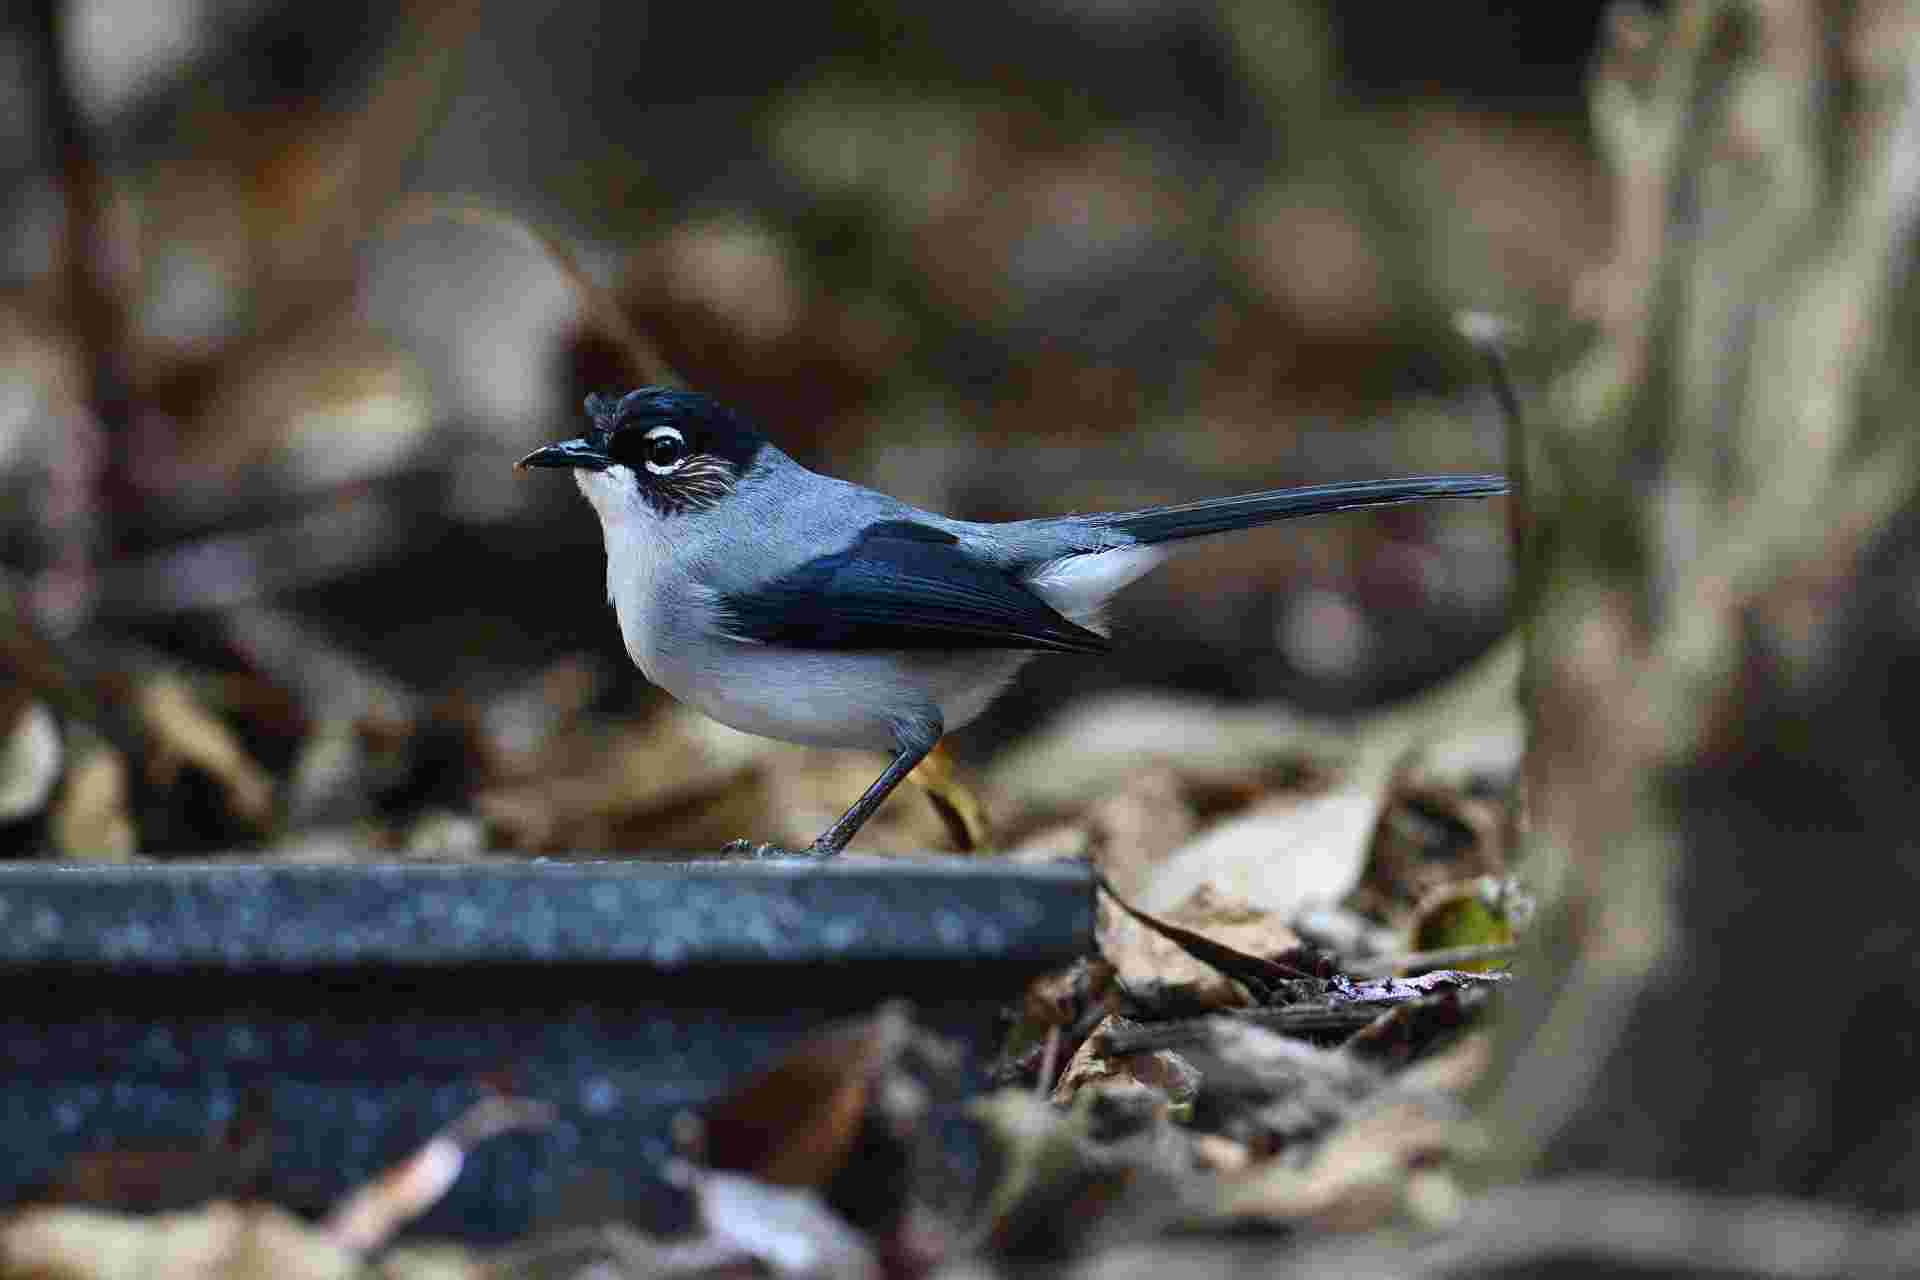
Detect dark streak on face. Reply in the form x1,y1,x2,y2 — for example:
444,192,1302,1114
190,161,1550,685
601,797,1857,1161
632,452,742,515
585,387,770,517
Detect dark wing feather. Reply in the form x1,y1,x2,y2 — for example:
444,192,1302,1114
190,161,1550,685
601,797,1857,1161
720,520,1109,654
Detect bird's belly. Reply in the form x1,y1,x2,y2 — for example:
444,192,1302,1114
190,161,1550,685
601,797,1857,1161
652,643,1034,752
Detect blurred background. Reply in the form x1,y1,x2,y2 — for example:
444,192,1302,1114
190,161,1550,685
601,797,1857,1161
0,0,1600,857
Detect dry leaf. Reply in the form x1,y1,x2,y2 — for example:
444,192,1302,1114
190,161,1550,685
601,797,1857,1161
474,705,771,851
1209,1093,1477,1232
0,1202,360,1280
1136,767,1394,918
43,1093,271,1215
1050,1015,1201,1107
1395,1030,1494,1097
398,810,488,859
0,699,61,821
970,1089,1192,1258
1001,770,1199,884
1352,784,1510,921
758,748,961,855
686,1167,879,1279
50,737,136,860
1020,957,1111,1034
323,1096,553,1253
1189,1133,1252,1175
904,739,990,851
1180,1021,1381,1155
137,677,274,830
177,323,432,497
1078,771,1197,897
1099,883,1303,1009
986,693,1358,816
696,1003,915,1190
1409,879,1518,958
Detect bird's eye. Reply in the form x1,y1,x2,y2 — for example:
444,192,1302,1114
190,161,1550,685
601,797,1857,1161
639,426,688,475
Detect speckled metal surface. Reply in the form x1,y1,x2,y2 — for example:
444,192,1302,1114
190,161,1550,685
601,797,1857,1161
0,858,1093,1239
0,857,1091,969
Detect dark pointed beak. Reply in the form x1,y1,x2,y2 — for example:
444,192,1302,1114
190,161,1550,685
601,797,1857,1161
517,437,611,471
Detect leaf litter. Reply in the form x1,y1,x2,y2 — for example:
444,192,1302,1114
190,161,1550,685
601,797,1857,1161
0,603,1522,1277
0,18,1541,1272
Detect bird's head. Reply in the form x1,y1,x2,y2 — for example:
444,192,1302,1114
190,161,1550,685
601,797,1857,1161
518,387,771,519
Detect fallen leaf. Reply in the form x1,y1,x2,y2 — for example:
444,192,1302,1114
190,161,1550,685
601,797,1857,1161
1409,878,1519,964
50,735,136,860
696,1003,915,1191
398,810,489,859
1209,1092,1476,1232
1078,771,1197,897
180,323,432,497
986,693,1357,817
1001,770,1198,890
0,698,61,821
43,1093,271,1214
759,747,962,855
1098,880,1307,1009
904,739,990,851
1178,1020,1381,1156
1021,956,1113,1034
1395,1029,1495,1096
999,955,1116,1084
1344,988,1496,1071
970,1088,1192,1258
474,705,771,851
1135,761,1397,918
1352,784,1509,922
323,1096,554,1253
686,1166,879,1279
1189,1133,1253,1175
0,1202,361,1280
1051,1015,1202,1108
137,676,274,831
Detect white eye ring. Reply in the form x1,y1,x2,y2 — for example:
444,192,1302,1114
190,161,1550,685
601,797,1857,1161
642,426,688,475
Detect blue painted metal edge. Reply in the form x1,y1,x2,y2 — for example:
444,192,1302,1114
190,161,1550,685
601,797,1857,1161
0,857,1095,972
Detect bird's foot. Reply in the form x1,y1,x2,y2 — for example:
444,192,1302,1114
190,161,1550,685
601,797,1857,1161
719,838,833,860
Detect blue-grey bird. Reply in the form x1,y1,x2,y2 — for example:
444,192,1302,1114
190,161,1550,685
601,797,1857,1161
520,388,1507,858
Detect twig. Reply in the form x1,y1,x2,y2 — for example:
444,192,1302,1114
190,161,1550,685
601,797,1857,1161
24,0,137,631
385,195,680,388
1343,943,1518,978
1102,971,1509,1054
1454,311,1532,607
1034,1025,1061,1098
1100,1008,1375,1055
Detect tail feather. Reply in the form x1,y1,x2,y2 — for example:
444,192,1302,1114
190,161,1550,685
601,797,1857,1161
1098,474,1508,546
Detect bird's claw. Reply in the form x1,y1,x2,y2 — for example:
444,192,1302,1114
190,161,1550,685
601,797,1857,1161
719,838,823,860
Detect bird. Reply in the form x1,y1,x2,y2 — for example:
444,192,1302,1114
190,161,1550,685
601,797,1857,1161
519,387,1507,858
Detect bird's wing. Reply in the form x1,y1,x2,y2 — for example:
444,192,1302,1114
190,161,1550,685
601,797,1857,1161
717,520,1110,654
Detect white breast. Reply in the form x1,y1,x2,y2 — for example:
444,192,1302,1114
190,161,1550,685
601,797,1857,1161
579,469,675,679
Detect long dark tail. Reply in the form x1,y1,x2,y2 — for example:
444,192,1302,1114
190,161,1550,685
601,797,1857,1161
1098,474,1508,546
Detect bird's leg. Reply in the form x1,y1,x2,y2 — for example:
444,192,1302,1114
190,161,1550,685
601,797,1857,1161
719,721,939,860
806,720,941,858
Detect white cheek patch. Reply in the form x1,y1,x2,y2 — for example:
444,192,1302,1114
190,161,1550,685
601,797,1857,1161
1024,544,1166,625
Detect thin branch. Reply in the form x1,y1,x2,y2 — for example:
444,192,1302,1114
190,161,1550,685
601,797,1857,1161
384,195,680,388
1343,943,1517,978
24,0,137,630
